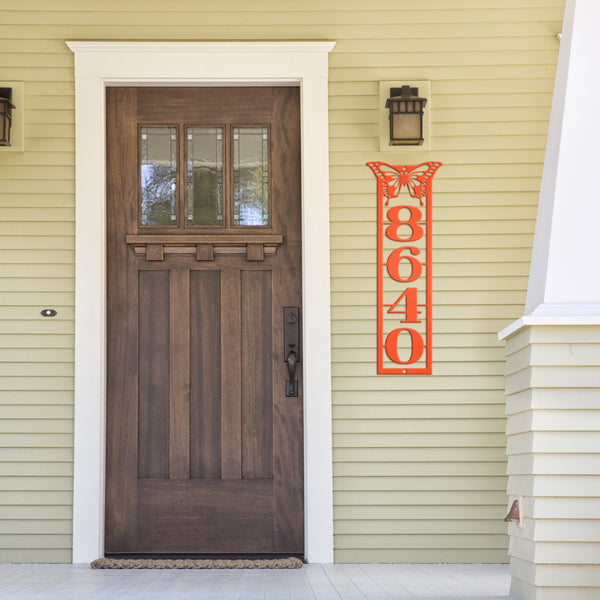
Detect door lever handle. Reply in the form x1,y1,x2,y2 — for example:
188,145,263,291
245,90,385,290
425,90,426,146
284,307,300,397
285,349,298,397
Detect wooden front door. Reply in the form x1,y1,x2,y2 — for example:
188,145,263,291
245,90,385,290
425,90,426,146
105,87,303,555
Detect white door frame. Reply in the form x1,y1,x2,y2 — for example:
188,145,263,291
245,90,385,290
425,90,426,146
67,41,335,563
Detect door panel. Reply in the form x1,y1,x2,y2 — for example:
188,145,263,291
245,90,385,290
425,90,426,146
189,269,221,480
105,87,303,554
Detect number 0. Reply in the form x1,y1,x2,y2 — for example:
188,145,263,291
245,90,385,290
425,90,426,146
384,327,425,364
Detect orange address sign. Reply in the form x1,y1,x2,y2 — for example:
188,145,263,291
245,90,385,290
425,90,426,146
366,161,442,374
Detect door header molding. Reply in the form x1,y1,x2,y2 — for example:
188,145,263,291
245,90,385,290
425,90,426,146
68,41,335,564
66,41,335,81
67,41,336,52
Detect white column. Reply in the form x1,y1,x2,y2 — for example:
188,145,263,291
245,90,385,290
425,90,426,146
499,2,600,598
522,0,600,321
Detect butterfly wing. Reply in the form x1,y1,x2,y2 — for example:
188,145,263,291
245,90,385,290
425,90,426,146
405,162,443,205
366,162,406,204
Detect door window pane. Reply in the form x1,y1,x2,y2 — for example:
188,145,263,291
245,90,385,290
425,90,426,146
233,127,269,226
140,127,177,226
187,127,224,226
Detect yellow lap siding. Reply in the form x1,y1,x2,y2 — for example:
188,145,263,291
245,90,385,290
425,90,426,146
0,0,564,563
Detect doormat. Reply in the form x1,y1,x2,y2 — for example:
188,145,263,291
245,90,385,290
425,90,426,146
91,557,303,569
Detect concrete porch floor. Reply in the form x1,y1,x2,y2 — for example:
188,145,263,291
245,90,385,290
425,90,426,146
0,562,513,599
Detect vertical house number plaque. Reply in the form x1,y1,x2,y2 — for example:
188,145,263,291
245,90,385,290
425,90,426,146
367,161,442,374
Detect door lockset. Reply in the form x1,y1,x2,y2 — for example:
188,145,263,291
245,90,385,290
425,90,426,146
284,307,301,397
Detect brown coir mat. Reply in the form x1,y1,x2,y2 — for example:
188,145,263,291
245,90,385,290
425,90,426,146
91,557,303,569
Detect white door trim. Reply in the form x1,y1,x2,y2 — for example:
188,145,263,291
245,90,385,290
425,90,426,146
67,41,335,563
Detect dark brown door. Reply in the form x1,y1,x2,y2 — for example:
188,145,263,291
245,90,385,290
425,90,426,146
105,87,303,554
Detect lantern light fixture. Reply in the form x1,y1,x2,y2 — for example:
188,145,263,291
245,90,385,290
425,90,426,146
386,85,427,146
0,88,15,147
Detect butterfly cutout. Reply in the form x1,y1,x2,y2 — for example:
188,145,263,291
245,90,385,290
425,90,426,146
367,161,442,205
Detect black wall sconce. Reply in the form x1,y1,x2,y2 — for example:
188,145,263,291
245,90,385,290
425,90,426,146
0,88,15,147
385,85,427,146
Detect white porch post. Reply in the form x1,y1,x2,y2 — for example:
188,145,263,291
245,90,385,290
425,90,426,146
499,1,600,598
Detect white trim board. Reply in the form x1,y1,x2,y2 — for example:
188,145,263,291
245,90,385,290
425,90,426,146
67,41,335,564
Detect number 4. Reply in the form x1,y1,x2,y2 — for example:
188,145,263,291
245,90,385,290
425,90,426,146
387,287,421,323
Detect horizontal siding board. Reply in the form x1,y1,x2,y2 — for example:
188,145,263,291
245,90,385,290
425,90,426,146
330,151,547,167
0,520,71,534
0,322,74,335
0,7,565,24
0,491,72,504
0,322,73,335
332,177,544,194
331,248,533,264
0,462,72,476
333,462,507,476
508,432,600,455
331,321,512,337
0,477,72,491
331,373,506,389
332,277,529,292
330,205,538,221
334,534,507,550
334,519,507,534
0,22,559,40
0,251,74,264
334,549,509,563
529,454,600,476
0,506,71,519
333,404,505,419
330,333,508,349
0,407,73,420
0,309,74,322
0,534,71,549
331,234,534,250
0,549,71,563
0,420,73,433
535,565,600,588
333,418,505,434
332,304,522,319
332,388,505,403
0,364,73,377
0,237,74,251
0,152,74,166
333,433,507,447
1,434,73,447
334,476,507,491
334,490,508,505
0,334,74,348
330,78,556,96
0,378,73,391
0,448,73,461
334,505,506,520
333,447,508,462
533,498,600,520
332,348,506,364
0,195,74,208
0,349,73,361
330,92,554,110
0,208,74,221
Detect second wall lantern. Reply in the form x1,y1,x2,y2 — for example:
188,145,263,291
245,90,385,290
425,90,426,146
385,85,427,146
0,88,15,147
